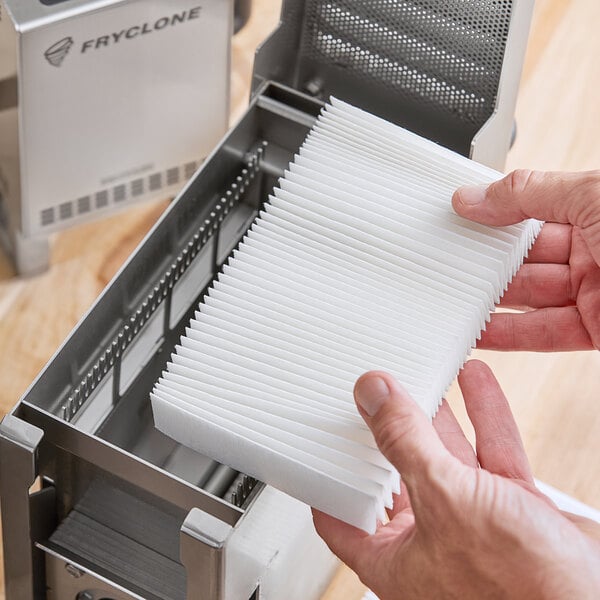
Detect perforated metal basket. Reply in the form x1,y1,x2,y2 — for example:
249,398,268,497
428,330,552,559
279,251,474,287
253,0,532,166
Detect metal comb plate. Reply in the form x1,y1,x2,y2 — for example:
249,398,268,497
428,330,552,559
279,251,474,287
62,144,266,424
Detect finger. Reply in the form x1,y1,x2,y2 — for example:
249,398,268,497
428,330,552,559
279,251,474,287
458,361,533,482
353,372,457,493
432,400,478,468
452,169,599,226
312,508,414,580
387,406,466,519
478,307,594,351
561,512,600,539
578,270,600,350
525,223,572,264
570,228,600,349
513,479,558,507
452,170,600,266
312,508,373,573
500,263,573,309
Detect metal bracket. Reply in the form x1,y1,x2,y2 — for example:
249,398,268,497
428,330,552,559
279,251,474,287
180,508,233,599
0,415,45,600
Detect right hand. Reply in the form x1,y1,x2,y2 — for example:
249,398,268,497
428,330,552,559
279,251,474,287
313,362,600,599
452,170,600,351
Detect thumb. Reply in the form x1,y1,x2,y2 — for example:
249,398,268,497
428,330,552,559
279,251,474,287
354,371,454,491
452,170,600,263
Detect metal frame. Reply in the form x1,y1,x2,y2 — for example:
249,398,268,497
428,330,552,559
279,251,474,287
0,84,337,600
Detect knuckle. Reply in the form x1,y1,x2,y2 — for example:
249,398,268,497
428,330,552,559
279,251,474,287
416,459,467,521
574,171,600,225
505,169,535,196
487,169,538,219
541,309,555,349
582,169,600,191
579,171,600,199
375,411,418,461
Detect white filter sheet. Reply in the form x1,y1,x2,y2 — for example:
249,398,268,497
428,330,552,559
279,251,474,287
151,98,541,533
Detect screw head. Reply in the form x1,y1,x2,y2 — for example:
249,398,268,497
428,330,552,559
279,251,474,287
65,563,84,578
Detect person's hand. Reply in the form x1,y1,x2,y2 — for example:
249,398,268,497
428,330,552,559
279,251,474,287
452,170,600,351
313,361,600,599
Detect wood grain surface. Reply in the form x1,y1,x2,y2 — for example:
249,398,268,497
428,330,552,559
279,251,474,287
1,1,599,598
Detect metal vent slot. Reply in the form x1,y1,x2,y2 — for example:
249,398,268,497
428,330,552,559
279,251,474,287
40,207,55,226
119,304,166,396
166,167,180,185
131,178,145,197
77,196,91,214
169,242,213,328
58,201,73,220
38,159,203,228
149,172,163,191
113,185,126,203
96,190,109,207
184,161,198,179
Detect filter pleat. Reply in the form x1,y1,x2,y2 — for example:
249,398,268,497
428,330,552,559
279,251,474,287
151,98,542,533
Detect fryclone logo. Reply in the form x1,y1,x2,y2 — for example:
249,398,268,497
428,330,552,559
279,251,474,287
81,7,202,53
43,7,202,67
44,37,74,67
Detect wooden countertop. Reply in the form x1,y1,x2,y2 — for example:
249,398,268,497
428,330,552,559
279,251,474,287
1,1,599,598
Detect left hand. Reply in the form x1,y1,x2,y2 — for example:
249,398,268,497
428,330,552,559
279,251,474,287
313,361,600,599
452,170,600,351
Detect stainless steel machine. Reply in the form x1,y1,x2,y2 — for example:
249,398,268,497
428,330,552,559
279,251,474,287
0,0,232,276
0,1,534,598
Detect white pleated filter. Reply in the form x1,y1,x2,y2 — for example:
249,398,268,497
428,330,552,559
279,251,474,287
151,98,542,533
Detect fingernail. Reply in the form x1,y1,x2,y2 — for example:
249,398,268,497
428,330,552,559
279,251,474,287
355,376,390,417
456,184,488,206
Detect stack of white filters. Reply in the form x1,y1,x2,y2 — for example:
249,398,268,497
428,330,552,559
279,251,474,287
151,98,542,533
